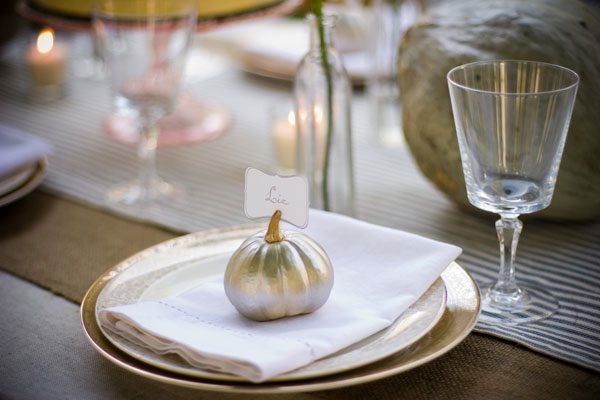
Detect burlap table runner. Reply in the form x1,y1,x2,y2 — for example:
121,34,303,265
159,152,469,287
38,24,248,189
1,190,598,399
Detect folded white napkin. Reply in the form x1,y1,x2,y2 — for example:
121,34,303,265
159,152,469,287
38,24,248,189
0,123,51,176
98,210,461,382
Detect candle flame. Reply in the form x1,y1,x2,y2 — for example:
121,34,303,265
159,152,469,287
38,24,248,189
37,28,54,54
313,105,323,124
287,110,296,125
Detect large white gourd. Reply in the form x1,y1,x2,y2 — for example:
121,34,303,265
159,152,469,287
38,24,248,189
399,0,600,220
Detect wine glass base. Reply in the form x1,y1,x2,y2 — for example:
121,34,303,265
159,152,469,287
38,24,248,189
105,94,230,147
106,178,185,207
478,281,559,326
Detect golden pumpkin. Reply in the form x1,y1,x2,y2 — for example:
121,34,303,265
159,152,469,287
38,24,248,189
224,211,334,321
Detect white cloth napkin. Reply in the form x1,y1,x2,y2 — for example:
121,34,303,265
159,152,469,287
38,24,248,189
0,123,51,176
98,210,462,382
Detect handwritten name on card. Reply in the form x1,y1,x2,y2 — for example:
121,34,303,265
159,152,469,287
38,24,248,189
244,168,308,228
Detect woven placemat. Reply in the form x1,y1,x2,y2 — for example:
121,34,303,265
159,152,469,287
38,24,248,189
0,191,177,302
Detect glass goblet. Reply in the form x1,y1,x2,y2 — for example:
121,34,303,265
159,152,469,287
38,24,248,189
447,60,579,325
93,0,196,206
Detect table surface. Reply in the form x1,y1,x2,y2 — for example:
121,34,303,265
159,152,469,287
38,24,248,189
1,191,599,400
1,21,600,398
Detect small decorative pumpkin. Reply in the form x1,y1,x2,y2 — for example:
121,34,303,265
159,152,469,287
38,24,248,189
224,210,334,321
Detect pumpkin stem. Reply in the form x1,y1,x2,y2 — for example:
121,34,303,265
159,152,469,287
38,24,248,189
265,210,284,243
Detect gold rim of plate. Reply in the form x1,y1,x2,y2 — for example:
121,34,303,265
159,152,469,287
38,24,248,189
81,225,481,393
29,0,288,19
18,0,303,32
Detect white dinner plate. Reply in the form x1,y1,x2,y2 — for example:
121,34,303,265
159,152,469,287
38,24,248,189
94,226,447,382
237,48,369,84
200,18,369,84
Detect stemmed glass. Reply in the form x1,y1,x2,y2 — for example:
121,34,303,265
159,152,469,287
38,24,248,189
93,0,196,206
447,60,579,325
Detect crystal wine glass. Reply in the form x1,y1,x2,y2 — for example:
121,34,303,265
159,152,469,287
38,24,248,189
93,0,196,205
447,60,579,325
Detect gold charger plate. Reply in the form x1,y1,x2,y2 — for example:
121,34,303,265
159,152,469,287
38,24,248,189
81,226,480,393
19,0,303,32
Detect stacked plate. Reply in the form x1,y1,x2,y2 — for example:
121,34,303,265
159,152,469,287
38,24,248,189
82,225,480,393
0,158,48,207
0,123,51,207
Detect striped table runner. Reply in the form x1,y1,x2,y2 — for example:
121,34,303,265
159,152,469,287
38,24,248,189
1,37,599,372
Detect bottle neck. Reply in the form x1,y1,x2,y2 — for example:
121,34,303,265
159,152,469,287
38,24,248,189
308,14,336,53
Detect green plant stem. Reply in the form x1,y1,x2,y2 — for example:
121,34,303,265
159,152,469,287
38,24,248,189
312,1,333,211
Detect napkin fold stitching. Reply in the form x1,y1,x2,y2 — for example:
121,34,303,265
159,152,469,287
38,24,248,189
158,300,317,358
158,301,254,339
293,337,317,359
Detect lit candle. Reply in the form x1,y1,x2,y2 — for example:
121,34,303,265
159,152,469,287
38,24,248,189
312,104,326,160
271,109,297,173
271,105,328,174
26,28,68,90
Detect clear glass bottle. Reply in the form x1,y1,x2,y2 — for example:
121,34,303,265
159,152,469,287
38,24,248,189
294,14,355,216
368,0,420,147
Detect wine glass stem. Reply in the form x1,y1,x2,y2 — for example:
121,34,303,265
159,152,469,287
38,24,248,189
494,216,523,295
137,119,159,197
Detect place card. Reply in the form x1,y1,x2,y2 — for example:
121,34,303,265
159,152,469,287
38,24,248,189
244,167,308,228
